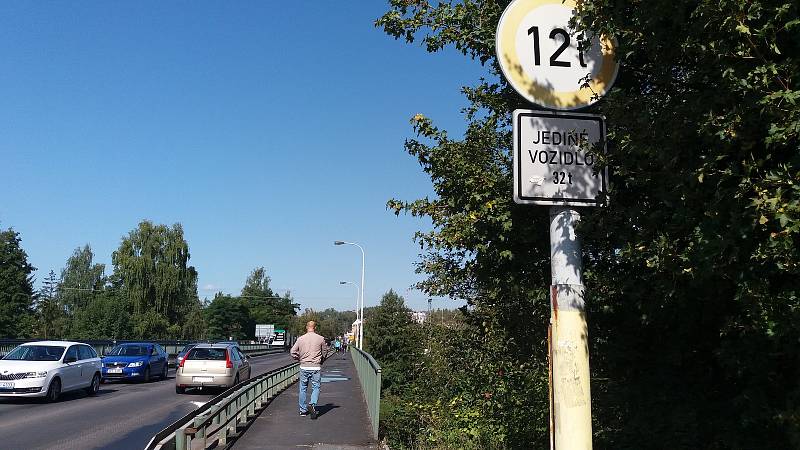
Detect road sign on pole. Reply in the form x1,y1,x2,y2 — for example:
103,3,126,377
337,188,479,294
513,109,607,206
496,0,620,448
255,324,274,342
496,0,619,110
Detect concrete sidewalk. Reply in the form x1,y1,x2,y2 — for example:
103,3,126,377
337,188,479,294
233,351,378,450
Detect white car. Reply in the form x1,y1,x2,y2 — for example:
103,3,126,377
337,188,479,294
0,341,102,402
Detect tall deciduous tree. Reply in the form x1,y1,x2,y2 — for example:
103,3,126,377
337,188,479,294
294,308,356,338
182,301,207,340
37,270,65,339
69,286,132,340
294,308,321,336
204,293,249,340
60,245,105,314
0,228,36,338
242,267,298,331
364,290,422,393
377,0,799,447
112,220,198,338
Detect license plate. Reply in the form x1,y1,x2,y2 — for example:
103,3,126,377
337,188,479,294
193,377,213,383
0,382,13,389
107,368,123,374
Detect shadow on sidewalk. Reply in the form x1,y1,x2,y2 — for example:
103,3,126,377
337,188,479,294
314,403,340,417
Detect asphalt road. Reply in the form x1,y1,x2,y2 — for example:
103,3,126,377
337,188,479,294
0,352,296,450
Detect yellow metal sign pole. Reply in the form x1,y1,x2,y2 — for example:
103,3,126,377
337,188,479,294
549,206,593,449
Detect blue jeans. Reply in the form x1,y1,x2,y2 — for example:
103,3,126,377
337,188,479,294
298,369,321,413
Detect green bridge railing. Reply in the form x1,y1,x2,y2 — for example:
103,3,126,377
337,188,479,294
350,346,382,440
145,362,299,450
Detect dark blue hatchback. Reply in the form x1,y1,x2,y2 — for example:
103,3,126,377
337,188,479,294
101,343,169,382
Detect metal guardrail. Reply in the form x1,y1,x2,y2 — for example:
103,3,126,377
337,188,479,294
0,339,286,362
145,362,299,450
350,346,382,440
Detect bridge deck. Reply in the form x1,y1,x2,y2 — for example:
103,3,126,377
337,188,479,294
233,350,378,450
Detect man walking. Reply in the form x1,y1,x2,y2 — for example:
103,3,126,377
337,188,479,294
290,321,326,419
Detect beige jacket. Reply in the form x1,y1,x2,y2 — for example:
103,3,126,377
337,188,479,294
290,331,326,369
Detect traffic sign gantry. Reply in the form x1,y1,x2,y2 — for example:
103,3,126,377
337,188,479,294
495,0,619,110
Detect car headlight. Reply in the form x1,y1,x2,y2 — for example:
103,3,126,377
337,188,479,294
127,361,144,368
23,371,48,379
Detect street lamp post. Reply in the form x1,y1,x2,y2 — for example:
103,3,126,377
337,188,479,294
339,281,360,347
334,240,365,349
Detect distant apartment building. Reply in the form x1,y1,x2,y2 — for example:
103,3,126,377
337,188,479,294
411,311,427,324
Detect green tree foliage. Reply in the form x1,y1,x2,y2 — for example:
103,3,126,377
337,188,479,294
0,221,276,342
182,300,207,340
317,308,357,338
294,308,356,338
377,0,799,448
205,293,250,340
364,290,422,394
0,228,36,338
59,244,105,314
36,270,66,339
294,308,320,336
241,267,298,331
112,220,199,339
69,287,132,339
57,245,135,339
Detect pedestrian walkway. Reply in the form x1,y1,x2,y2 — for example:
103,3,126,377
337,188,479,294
233,350,378,450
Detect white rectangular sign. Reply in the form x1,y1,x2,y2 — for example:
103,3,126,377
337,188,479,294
513,110,607,206
255,324,274,338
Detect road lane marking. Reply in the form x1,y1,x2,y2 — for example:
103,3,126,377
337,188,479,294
321,376,349,383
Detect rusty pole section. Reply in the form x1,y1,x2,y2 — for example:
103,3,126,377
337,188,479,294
549,206,593,449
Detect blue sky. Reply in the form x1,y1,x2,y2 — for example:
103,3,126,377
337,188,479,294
1,2,488,312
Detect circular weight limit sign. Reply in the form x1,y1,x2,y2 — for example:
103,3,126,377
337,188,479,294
496,0,619,110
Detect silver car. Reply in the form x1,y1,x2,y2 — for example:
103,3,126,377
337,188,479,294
175,344,251,394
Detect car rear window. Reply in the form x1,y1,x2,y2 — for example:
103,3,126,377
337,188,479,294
187,348,227,360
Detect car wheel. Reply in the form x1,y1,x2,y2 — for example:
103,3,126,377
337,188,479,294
143,366,150,383
85,373,100,396
161,364,168,380
176,386,185,394
45,378,61,403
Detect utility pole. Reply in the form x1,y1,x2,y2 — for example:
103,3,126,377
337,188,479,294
549,207,592,449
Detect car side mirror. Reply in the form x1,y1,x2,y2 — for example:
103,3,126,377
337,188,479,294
64,356,77,364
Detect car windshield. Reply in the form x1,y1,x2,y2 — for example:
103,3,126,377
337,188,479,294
107,345,149,356
2,345,65,361
187,348,227,360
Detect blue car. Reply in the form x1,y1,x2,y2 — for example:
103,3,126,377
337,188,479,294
101,343,169,382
